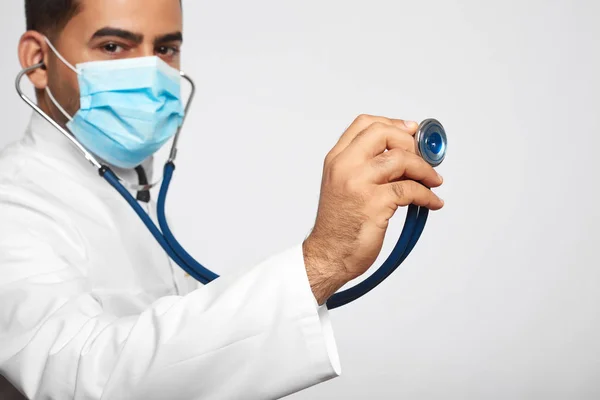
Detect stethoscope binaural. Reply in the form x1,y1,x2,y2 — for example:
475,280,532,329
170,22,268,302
16,62,447,310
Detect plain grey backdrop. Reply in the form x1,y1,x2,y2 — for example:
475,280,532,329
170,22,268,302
2,0,600,399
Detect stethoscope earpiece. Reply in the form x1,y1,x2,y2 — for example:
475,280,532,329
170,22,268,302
416,118,447,167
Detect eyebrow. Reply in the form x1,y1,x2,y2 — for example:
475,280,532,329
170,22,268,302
91,27,144,44
154,32,183,45
90,27,183,46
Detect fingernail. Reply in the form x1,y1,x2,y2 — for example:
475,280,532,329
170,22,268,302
437,172,443,182
404,120,418,129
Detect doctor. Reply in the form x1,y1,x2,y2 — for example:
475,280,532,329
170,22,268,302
0,0,445,399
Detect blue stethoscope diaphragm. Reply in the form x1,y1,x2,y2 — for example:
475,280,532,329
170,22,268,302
416,118,447,167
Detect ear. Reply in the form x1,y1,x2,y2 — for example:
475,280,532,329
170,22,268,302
18,31,49,90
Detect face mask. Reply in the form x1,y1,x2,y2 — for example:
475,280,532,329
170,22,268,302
44,38,185,169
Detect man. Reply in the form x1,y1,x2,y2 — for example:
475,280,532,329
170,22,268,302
0,0,444,399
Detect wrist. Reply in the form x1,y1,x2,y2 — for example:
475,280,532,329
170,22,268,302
302,237,351,306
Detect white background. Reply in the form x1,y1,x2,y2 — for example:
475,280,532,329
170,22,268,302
2,0,600,398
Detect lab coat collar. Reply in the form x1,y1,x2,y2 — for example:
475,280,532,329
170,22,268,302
23,111,155,193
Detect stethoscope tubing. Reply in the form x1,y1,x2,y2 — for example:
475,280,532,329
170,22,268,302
157,162,219,282
102,161,428,309
326,205,427,309
100,165,212,284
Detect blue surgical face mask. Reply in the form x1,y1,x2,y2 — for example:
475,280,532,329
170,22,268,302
44,38,185,169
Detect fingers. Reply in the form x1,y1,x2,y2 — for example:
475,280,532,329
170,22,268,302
323,113,445,212
366,149,443,187
335,122,418,166
379,180,444,210
327,114,419,161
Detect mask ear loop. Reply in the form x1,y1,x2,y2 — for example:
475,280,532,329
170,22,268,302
44,37,78,74
45,86,74,122
15,62,103,169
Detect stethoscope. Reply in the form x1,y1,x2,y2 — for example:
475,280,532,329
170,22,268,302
16,63,447,310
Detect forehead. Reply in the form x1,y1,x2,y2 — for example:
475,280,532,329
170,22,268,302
65,0,182,39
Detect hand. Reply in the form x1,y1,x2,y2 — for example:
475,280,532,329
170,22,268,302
303,114,445,305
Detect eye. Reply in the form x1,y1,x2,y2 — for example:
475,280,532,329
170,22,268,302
102,43,124,54
156,45,180,57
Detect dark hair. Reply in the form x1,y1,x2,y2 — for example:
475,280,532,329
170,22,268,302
25,1,182,37
25,0,82,36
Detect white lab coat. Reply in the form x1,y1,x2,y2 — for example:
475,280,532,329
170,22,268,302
0,113,341,400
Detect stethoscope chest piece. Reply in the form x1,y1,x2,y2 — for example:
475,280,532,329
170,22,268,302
416,118,447,167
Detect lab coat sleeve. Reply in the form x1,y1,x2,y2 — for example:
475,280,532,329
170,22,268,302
0,201,341,399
